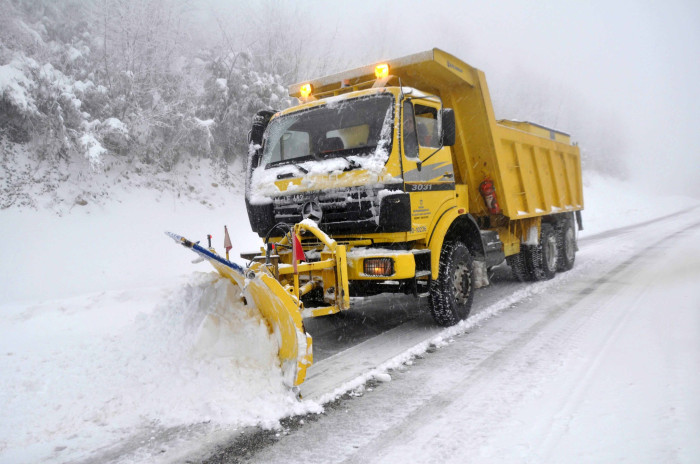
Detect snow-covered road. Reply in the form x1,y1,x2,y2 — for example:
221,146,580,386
207,209,700,464
1,176,698,464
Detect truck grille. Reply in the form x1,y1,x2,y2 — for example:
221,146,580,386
272,187,382,233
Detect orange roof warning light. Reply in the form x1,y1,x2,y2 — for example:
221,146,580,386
300,83,312,98
375,64,389,79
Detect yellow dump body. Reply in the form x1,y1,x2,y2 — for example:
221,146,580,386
291,48,584,221
491,120,583,219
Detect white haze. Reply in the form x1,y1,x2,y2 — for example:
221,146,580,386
203,0,700,196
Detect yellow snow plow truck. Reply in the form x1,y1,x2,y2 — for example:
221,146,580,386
169,48,583,389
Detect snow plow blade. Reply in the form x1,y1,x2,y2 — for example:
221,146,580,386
165,232,312,387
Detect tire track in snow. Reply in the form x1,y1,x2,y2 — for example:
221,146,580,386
343,218,700,464
530,221,700,462
238,214,700,464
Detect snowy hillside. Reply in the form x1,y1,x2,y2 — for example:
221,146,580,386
0,171,697,463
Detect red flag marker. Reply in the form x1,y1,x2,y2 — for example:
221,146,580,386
224,225,232,260
292,233,306,273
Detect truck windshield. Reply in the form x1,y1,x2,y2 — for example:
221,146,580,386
261,94,394,168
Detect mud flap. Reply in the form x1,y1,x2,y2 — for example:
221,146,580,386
473,260,490,289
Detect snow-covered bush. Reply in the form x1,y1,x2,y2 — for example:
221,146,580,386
0,0,324,207
79,132,105,171
198,50,293,162
98,117,129,154
0,56,37,142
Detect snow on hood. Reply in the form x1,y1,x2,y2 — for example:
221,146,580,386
247,149,399,205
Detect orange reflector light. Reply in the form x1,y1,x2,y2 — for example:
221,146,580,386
375,64,389,79
300,83,312,98
364,258,394,276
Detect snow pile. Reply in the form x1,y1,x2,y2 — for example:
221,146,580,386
0,273,302,464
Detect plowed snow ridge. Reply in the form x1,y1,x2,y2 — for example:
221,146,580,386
0,273,315,464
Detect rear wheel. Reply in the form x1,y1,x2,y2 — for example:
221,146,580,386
556,219,576,271
507,252,530,282
429,241,475,326
525,224,558,281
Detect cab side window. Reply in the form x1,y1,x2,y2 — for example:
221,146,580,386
402,101,419,159
414,104,439,148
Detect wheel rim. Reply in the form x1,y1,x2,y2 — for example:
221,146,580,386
544,235,558,272
452,263,471,306
564,228,575,262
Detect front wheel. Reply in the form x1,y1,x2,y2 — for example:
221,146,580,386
429,241,475,326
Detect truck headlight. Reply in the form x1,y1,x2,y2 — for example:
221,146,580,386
364,258,394,276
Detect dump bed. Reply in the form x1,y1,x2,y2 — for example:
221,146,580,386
491,120,583,219
292,48,584,219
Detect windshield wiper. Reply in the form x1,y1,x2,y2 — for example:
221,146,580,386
339,155,360,170
292,163,309,174
319,147,369,168
276,163,308,180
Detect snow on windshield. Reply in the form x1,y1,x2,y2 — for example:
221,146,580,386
248,94,397,204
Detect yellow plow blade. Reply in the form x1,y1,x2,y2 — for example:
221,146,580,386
245,270,313,387
166,231,312,388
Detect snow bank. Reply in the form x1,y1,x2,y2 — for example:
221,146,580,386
0,179,321,462
0,273,303,464
580,172,698,235
0,188,261,305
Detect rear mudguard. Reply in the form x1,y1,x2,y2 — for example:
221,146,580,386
166,232,312,387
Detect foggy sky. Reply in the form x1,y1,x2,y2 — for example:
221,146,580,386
207,0,700,196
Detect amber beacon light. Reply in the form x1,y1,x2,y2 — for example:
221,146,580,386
375,64,389,79
300,83,312,98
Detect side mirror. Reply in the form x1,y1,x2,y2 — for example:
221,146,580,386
250,151,262,169
250,109,276,146
439,108,456,146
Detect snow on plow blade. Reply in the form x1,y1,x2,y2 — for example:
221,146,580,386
165,232,312,387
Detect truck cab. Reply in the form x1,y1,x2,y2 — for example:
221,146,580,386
246,85,457,241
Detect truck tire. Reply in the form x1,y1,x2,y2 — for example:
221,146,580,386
429,241,475,326
525,224,558,281
556,219,576,271
507,252,530,282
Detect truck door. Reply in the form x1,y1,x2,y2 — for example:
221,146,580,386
401,99,456,239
